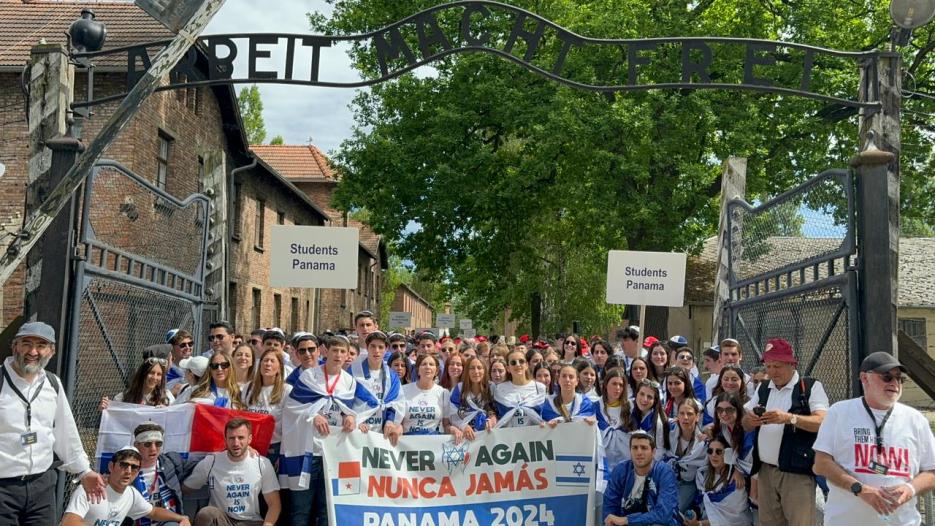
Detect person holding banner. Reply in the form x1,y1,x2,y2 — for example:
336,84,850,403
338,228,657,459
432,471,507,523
541,363,597,425
597,369,635,470
493,349,548,427
183,418,281,526
176,350,243,409
100,356,174,410
448,356,498,442
401,354,450,435
603,430,681,526
63,446,192,526
387,351,411,385
631,379,671,460
351,331,404,445
131,422,202,526
242,348,293,459
281,334,357,526
232,344,256,390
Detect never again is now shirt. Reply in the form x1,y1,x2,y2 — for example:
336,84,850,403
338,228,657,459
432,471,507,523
185,453,280,522
401,382,449,434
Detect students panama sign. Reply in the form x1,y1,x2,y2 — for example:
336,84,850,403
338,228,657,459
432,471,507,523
606,250,687,307
270,226,359,289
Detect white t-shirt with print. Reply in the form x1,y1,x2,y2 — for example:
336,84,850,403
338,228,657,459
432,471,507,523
65,484,152,526
185,452,280,522
814,398,935,526
243,383,293,444
401,382,449,434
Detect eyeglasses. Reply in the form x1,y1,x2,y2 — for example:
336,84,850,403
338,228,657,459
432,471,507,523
296,346,318,355
116,461,141,471
209,362,231,370
875,372,906,384
145,357,167,366
716,406,737,414
707,448,724,456
140,441,163,448
508,359,526,366
208,334,227,341
176,341,194,348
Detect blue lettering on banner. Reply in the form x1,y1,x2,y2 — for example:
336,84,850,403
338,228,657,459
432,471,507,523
339,495,577,526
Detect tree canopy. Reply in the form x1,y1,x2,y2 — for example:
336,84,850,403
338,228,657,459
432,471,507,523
313,0,935,334
238,85,267,145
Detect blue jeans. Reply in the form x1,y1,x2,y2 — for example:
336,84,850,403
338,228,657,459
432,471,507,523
290,456,327,526
678,478,697,513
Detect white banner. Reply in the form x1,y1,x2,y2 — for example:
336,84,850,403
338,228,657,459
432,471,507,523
270,225,359,289
323,422,598,526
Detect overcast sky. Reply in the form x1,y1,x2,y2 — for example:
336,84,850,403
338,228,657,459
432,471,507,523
207,0,360,154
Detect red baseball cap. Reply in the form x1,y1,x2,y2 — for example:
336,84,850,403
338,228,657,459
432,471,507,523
762,338,797,364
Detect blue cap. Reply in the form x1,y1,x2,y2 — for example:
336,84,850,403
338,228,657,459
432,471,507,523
668,335,688,347
165,328,179,344
14,321,56,344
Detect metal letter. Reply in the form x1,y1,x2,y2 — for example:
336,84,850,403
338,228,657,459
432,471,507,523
127,46,152,88
743,42,776,87
301,36,332,82
628,41,657,85
206,36,237,80
552,30,582,75
503,14,546,61
681,41,713,83
415,12,452,59
800,48,814,92
248,35,279,80
170,46,205,84
461,3,491,47
373,27,417,77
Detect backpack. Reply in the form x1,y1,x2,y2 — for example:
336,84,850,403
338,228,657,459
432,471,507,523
752,376,817,476
0,364,61,394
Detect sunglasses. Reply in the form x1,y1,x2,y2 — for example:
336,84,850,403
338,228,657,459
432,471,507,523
707,448,724,456
875,372,905,384
677,354,693,361
716,406,737,414
564,341,577,346
140,441,163,448
208,334,227,341
116,461,141,471
508,359,527,366
296,347,318,355
177,341,194,348
145,357,167,366
391,343,407,349
209,362,231,370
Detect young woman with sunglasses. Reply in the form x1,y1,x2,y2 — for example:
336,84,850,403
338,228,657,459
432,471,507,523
560,335,582,362
99,357,173,410
439,353,464,391
711,393,754,490
631,379,671,459
242,348,292,458
448,356,497,442
232,344,255,390
663,366,700,422
665,398,708,514
493,349,548,427
574,358,601,402
541,363,597,426
177,350,243,408
685,436,753,526
401,354,449,435
596,369,634,469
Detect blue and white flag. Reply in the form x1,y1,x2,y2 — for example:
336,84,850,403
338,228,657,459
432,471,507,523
350,359,405,428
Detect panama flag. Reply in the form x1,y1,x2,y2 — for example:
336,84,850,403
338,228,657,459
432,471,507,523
330,461,361,496
95,402,275,470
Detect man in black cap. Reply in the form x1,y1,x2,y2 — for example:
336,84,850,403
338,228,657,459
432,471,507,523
814,351,935,526
0,321,106,524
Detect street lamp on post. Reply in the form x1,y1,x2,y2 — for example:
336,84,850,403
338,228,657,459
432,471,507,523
890,0,935,45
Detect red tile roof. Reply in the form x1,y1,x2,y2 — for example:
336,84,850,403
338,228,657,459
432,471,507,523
0,0,174,68
251,144,338,181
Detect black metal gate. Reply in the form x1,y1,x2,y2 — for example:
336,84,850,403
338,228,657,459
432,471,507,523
64,159,209,444
720,168,859,401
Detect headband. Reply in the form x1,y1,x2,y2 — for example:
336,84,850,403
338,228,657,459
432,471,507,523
134,430,164,444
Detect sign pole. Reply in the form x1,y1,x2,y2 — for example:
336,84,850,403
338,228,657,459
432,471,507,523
638,304,646,346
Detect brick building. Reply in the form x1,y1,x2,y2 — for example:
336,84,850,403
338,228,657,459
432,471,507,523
389,282,434,332
252,144,388,332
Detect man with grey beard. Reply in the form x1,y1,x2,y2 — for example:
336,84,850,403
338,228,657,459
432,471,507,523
0,321,106,525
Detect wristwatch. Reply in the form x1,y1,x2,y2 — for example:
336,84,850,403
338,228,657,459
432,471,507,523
789,414,798,427
851,481,863,496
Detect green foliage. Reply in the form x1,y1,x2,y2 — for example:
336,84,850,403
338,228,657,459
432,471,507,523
270,135,285,145
238,85,267,145
314,0,935,332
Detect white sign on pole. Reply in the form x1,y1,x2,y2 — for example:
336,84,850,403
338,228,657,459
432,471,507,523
388,311,412,328
436,314,455,328
462,328,476,338
606,250,687,307
269,226,359,289
459,319,473,330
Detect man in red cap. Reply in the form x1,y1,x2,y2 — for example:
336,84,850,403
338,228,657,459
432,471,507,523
741,338,829,526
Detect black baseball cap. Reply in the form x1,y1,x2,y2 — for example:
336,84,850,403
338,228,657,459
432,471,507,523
860,352,907,373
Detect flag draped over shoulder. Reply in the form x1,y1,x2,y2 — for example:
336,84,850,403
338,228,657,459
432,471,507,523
349,360,405,426
95,402,274,471
279,368,357,490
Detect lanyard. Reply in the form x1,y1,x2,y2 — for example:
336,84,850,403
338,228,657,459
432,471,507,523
2,366,46,429
862,397,893,449
324,370,341,396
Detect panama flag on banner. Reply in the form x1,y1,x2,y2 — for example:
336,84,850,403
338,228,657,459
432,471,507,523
95,402,275,470
331,461,361,496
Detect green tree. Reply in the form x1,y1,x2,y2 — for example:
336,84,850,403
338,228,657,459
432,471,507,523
238,85,267,145
314,0,935,332
270,135,285,145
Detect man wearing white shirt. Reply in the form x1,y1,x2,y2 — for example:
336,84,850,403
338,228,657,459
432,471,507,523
183,418,280,526
62,446,190,526
0,321,106,525
814,352,935,526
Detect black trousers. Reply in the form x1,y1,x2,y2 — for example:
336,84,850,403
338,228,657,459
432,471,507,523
0,469,57,526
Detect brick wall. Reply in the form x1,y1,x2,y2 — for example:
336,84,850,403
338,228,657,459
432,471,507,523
390,285,433,330
228,165,322,335
0,72,30,324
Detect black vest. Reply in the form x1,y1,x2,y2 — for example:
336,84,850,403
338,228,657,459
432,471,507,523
751,376,818,476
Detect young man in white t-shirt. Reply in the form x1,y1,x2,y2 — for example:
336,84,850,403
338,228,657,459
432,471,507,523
63,446,191,526
814,352,935,526
183,418,280,526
